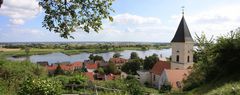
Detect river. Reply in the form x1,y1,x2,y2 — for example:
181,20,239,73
8,49,171,64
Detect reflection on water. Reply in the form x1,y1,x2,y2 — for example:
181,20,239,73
9,49,171,64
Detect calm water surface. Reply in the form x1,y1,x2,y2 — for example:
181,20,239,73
9,49,171,64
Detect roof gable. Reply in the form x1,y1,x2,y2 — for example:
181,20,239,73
150,61,170,75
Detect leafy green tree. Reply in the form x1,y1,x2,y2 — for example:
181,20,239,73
184,29,240,91
93,55,104,61
97,67,105,75
130,52,139,59
89,54,94,60
113,52,121,58
0,0,3,8
121,59,142,75
126,78,144,95
54,64,64,75
183,33,214,91
0,61,47,94
104,62,118,74
39,0,114,38
18,78,62,95
143,54,159,70
89,54,103,61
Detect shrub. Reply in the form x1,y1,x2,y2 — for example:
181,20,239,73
18,78,62,95
159,82,172,93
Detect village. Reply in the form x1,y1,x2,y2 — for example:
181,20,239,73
2,0,240,94
35,13,193,91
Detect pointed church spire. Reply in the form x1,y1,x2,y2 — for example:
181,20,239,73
171,7,193,42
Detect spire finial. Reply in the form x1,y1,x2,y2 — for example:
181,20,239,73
181,6,185,16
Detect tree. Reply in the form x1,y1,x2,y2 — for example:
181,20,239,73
183,32,214,91
113,52,121,58
104,62,118,74
97,67,105,75
125,78,144,95
18,78,62,95
54,64,64,75
39,0,114,38
143,54,159,70
0,0,2,8
130,52,139,59
93,55,103,61
89,54,103,61
183,29,240,91
89,54,94,60
121,59,142,75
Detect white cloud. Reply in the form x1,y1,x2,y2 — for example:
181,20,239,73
112,13,162,26
9,19,25,25
0,0,40,25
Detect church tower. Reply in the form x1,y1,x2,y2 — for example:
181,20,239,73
171,9,194,69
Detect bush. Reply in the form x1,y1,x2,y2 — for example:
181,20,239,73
18,78,62,95
159,82,172,93
206,82,240,95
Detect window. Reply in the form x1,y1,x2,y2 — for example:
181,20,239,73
187,56,190,62
176,55,179,62
153,75,156,81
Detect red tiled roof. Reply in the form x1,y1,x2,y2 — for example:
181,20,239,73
86,63,98,69
72,61,82,67
84,72,94,81
109,58,127,64
164,69,189,88
150,61,170,75
47,65,57,71
60,65,72,71
46,61,82,71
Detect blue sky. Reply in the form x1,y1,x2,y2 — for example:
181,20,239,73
1,0,240,42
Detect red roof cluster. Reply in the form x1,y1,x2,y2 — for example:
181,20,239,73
47,61,82,71
150,61,170,75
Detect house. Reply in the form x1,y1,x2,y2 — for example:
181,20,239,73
137,70,151,85
159,69,189,89
71,61,82,70
47,61,83,74
149,61,170,88
95,60,108,68
109,58,128,70
85,63,98,72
